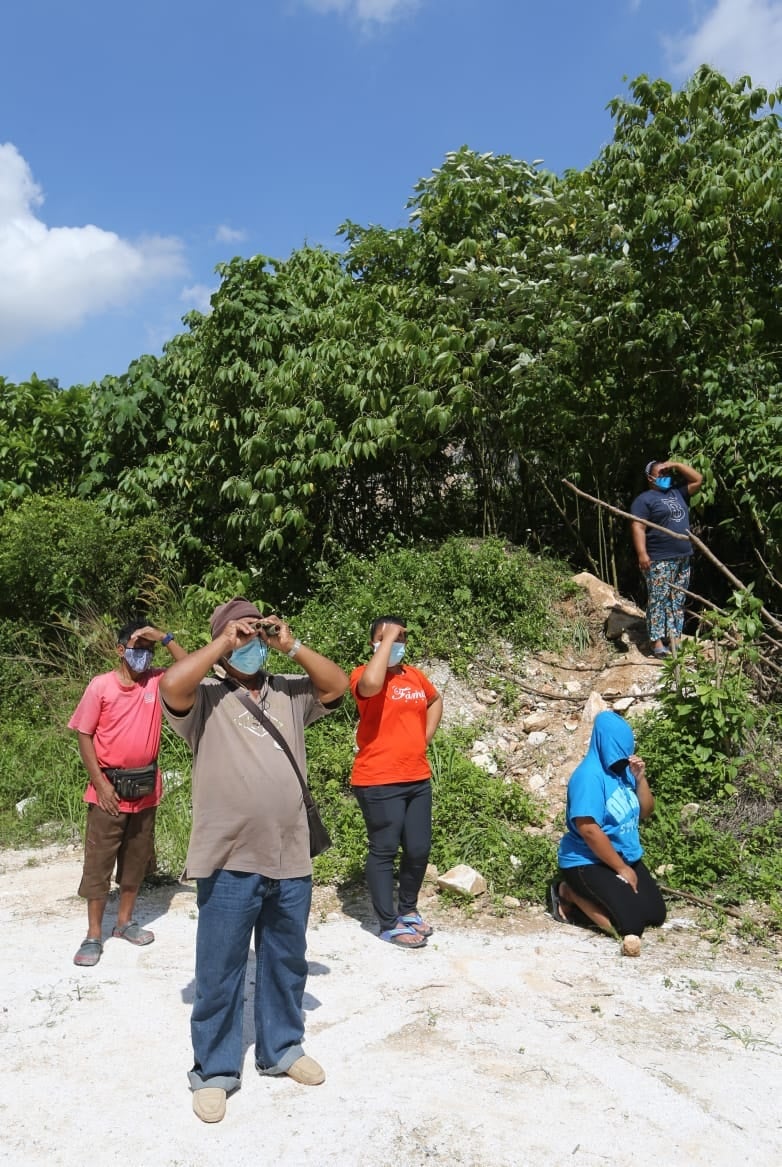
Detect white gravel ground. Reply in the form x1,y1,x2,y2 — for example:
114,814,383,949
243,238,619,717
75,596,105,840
2,844,781,1167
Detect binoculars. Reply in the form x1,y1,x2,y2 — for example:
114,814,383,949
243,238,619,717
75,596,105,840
252,621,282,636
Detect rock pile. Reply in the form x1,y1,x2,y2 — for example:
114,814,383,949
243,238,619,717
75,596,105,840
425,571,664,828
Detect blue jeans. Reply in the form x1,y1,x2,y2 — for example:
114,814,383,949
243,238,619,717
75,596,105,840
354,780,432,932
188,869,312,1093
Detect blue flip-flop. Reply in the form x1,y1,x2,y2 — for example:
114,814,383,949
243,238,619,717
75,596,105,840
397,912,434,938
379,923,427,949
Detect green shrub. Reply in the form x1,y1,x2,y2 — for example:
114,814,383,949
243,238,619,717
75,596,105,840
0,715,85,844
429,733,552,900
0,493,167,626
296,535,575,674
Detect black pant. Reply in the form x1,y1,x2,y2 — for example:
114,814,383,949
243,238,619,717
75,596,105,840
561,858,666,937
354,780,432,933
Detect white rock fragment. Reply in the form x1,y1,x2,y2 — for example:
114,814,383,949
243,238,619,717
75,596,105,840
582,691,609,722
475,688,498,704
522,711,550,732
437,865,487,897
471,753,498,774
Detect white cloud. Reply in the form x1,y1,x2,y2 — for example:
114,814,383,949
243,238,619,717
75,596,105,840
0,142,186,351
670,0,782,89
215,224,247,244
180,283,215,315
299,0,420,26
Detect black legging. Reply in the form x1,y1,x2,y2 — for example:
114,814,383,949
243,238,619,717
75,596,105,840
354,780,432,933
561,858,666,936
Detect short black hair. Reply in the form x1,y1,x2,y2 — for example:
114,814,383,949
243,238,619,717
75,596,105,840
369,614,406,641
117,618,147,646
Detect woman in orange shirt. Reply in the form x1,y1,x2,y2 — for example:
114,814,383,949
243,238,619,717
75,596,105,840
350,616,443,949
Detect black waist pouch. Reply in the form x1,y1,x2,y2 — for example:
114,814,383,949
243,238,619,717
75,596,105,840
104,761,158,801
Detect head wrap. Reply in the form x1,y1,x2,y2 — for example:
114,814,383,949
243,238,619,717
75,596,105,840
209,597,263,640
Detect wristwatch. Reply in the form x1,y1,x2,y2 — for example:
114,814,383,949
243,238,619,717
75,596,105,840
287,638,302,658
161,632,175,646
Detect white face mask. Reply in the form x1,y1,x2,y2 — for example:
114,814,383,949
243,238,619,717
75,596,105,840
373,642,405,666
123,646,153,673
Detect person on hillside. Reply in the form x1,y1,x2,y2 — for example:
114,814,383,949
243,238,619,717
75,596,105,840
158,598,348,1125
549,710,666,955
350,616,443,949
630,457,703,657
69,621,186,968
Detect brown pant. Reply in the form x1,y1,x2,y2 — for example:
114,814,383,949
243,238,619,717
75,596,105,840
78,804,157,899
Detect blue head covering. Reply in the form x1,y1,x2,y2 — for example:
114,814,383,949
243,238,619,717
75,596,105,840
581,710,634,777
558,711,643,867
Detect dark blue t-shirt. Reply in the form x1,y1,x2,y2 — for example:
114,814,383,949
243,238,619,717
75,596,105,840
630,485,692,560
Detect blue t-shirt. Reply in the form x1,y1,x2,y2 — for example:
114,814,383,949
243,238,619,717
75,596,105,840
630,485,692,560
558,711,643,868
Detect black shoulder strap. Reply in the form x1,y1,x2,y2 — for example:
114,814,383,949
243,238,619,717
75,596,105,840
223,677,314,807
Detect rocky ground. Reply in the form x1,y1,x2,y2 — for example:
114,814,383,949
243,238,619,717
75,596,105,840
429,571,665,827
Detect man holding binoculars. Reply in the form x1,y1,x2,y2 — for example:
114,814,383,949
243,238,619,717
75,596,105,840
160,597,348,1124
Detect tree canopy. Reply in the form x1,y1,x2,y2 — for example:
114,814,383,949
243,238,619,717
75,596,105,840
2,66,781,615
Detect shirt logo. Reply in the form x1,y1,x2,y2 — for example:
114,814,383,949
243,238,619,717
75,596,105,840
662,494,686,523
235,708,286,747
390,685,426,702
606,785,639,832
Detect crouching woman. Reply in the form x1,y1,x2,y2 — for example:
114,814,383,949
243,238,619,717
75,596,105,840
551,711,666,954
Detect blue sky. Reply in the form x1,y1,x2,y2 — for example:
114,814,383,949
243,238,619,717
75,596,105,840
2,0,781,388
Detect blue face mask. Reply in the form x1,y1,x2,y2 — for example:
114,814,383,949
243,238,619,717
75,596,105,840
229,638,268,675
123,646,153,673
374,641,406,666
654,475,673,490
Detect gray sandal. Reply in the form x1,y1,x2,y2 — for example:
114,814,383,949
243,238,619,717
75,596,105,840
73,937,103,966
112,921,154,946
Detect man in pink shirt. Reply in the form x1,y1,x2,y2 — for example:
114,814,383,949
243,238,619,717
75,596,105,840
68,620,186,967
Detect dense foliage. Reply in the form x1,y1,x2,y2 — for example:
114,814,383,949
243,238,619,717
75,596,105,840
2,68,781,607
2,67,782,918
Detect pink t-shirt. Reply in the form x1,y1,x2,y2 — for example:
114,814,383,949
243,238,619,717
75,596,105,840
68,668,165,812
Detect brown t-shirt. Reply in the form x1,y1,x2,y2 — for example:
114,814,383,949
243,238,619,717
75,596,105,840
162,672,332,880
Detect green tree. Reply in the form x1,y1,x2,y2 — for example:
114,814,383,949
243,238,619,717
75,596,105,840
0,376,88,509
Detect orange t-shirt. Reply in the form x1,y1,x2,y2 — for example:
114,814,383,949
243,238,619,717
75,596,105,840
350,663,438,787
